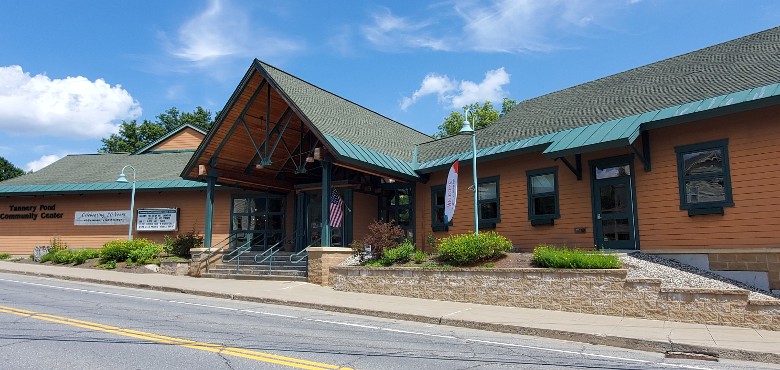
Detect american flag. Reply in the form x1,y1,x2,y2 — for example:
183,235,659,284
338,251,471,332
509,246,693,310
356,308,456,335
329,189,344,227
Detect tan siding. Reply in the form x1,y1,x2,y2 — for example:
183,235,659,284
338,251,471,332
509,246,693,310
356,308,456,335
0,189,235,255
152,128,205,151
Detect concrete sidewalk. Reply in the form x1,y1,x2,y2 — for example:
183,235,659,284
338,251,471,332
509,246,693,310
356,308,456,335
1,261,779,365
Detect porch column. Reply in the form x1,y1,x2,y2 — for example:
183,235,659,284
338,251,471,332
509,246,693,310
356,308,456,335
321,161,332,247
204,173,217,249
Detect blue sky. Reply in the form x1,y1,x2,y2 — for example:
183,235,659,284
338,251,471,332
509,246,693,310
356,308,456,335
0,0,778,172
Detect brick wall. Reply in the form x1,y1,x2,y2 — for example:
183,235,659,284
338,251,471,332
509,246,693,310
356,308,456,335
330,266,780,331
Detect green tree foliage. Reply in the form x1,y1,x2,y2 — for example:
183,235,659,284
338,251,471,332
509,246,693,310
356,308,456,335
98,106,216,153
434,98,518,138
156,106,215,132
99,119,167,153
0,156,25,181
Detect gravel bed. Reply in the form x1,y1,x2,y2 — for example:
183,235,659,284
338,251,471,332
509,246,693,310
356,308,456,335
620,252,780,301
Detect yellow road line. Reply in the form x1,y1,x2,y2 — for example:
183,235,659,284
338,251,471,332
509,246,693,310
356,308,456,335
0,305,352,370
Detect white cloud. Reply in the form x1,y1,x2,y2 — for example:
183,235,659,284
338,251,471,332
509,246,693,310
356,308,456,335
362,0,635,53
25,154,63,172
168,0,303,67
451,67,510,108
361,7,453,52
0,65,141,138
400,73,458,110
401,68,510,110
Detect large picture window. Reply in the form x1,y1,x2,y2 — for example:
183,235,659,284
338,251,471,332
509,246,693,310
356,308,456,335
527,167,559,225
675,139,733,215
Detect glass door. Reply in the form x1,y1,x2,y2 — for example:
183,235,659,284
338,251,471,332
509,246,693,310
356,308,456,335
230,194,285,251
304,191,343,247
591,157,638,250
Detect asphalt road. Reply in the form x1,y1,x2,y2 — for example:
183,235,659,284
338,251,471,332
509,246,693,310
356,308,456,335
0,272,777,370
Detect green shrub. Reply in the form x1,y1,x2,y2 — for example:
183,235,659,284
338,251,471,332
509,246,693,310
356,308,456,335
350,220,406,259
379,241,416,266
0,253,10,260
71,249,99,265
412,249,427,264
97,260,117,269
43,248,99,265
163,231,201,258
99,238,161,263
128,243,163,265
532,245,621,269
99,240,136,262
436,231,512,266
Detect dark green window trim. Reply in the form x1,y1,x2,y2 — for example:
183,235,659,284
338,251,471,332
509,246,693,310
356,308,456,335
675,139,733,216
431,185,448,231
527,167,559,225
478,176,500,227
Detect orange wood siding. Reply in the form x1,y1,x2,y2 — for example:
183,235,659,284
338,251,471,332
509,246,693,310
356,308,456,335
0,189,235,255
152,128,205,151
416,153,597,252
635,105,780,251
352,192,378,245
416,104,780,253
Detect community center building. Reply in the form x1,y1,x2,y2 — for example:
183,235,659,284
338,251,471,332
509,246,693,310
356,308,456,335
1,27,780,292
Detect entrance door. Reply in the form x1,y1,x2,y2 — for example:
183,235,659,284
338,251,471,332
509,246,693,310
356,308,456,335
591,156,639,250
303,191,343,247
230,194,285,251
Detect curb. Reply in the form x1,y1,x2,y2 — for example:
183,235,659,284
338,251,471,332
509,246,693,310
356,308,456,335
2,267,778,365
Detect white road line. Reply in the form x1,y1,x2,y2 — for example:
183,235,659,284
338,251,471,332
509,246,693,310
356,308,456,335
0,276,715,370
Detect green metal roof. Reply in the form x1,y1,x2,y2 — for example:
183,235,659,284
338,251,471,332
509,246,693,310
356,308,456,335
416,82,780,172
0,180,206,196
324,135,418,179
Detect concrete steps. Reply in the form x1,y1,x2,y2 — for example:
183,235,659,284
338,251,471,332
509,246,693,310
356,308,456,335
203,251,308,280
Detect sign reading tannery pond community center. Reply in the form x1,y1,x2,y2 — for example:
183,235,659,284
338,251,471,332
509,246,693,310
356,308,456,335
74,211,130,226
136,208,178,231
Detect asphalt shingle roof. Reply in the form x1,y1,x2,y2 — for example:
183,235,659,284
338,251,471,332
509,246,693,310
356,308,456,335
258,61,432,163
417,26,780,162
0,152,204,193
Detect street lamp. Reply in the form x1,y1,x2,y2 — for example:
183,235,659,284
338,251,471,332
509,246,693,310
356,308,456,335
460,109,479,235
116,165,136,240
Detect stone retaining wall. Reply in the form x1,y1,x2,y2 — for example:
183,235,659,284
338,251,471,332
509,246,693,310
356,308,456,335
330,266,780,331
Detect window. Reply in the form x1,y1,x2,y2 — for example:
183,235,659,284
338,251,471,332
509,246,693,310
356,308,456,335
675,139,733,215
380,185,414,240
431,185,448,231
527,168,559,225
477,176,500,227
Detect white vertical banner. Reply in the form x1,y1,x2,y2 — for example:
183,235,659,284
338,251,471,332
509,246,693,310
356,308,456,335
444,160,458,225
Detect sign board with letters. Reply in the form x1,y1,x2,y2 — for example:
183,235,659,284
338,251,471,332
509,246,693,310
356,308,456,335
136,208,178,232
74,210,130,226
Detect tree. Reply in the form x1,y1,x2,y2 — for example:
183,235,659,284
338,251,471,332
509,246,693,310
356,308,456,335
99,119,167,153
433,98,518,138
156,106,215,132
98,106,217,153
0,156,25,181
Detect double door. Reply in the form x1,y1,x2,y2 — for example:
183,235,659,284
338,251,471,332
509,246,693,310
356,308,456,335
231,194,285,251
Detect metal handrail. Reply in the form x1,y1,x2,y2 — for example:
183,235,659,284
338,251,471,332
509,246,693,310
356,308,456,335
201,233,234,273
290,236,319,264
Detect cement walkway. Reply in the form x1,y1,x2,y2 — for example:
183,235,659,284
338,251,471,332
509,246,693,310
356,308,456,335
1,261,779,364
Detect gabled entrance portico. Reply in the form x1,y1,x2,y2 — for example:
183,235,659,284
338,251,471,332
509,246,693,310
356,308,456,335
182,60,431,278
